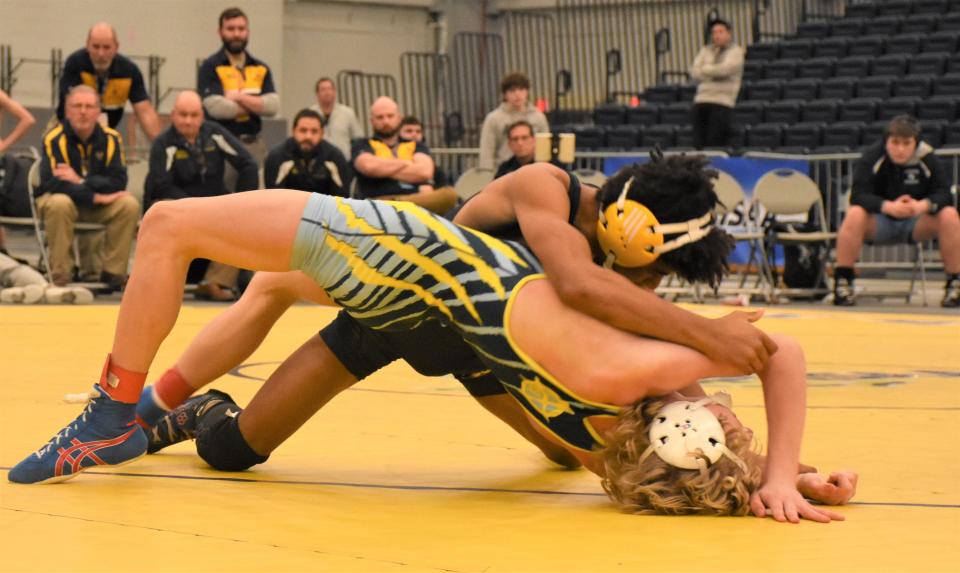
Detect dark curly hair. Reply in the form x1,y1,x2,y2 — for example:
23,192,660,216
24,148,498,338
598,154,734,287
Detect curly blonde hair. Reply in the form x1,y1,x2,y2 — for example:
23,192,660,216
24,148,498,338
600,397,762,516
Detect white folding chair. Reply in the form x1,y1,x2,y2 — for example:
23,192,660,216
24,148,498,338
573,168,607,189
454,167,495,201
713,169,773,301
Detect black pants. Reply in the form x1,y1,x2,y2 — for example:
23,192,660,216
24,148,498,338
692,103,733,149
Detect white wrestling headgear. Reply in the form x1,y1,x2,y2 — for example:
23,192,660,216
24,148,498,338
637,397,747,473
596,176,714,269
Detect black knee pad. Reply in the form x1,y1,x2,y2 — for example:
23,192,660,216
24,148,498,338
195,406,269,471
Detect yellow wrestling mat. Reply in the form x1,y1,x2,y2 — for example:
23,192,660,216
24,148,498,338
1,303,958,573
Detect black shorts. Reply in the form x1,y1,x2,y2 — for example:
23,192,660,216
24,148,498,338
318,310,505,397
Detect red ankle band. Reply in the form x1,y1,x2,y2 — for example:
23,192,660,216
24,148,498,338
153,366,197,410
99,354,147,404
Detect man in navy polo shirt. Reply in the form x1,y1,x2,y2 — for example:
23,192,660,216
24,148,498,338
57,22,162,140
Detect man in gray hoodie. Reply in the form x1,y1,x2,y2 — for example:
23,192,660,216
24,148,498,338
690,19,744,150
478,72,549,170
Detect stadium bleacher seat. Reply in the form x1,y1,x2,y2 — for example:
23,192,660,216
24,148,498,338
865,15,902,36
939,12,960,32
639,124,676,148
844,5,875,19
606,124,642,148
916,95,958,120
593,103,626,126
734,101,767,125
678,84,697,101
933,73,960,96
822,121,864,150
894,75,934,98
832,18,865,37
877,0,913,17
902,13,939,34
660,101,691,125
871,54,908,77
765,100,802,124
848,36,885,57
857,76,895,99
840,98,881,122
921,121,946,146
862,119,890,143
914,0,948,15
779,39,813,60
941,120,960,146
835,55,872,77
922,31,960,53
626,104,660,125
747,79,783,101
802,99,841,123
744,123,784,149
643,84,678,104
747,42,779,61
814,37,849,59
885,34,923,56
797,21,831,38
675,125,694,148
782,123,823,151
947,54,960,73
909,52,949,76
743,60,764,82
820,77,857,99
782,78,819,101
877,96,921,120
764,59,798,81
797,57,836,79
574,125,607,149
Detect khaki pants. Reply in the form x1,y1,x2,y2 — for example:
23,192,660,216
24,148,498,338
36,193,140,280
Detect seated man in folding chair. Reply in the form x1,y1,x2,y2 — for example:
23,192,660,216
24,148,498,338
36,85,139,291
834,115,960,308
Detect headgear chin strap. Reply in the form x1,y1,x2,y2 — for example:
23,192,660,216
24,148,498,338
596,176,713,269
637,397,748,473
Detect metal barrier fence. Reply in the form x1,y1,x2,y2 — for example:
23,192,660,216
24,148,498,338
336,70,398,138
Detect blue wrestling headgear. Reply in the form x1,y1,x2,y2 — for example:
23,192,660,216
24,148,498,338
637,396,747,473
596,175,713,269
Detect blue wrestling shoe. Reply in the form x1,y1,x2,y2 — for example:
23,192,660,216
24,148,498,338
8,385,147,484
147,389,236,454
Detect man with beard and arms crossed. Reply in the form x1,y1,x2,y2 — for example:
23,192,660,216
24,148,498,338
263,109,351,197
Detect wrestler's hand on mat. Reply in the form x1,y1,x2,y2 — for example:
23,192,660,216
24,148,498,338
704,309,778,375
750,481,846,523
796,471,859,505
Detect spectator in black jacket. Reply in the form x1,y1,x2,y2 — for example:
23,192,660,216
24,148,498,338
834,115,960,307
145,90,258,301
263,109,351,196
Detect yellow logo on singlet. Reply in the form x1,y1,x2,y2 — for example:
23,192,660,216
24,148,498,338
519,376,573,419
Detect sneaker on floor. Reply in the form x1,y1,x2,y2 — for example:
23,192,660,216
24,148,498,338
943,281,960,308
8,385,147,484
147,389,236,454
1,284,45,304
833,283,856,306
44,286,95,304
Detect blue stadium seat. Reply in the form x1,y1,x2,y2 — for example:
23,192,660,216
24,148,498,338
782,123,823,151
813,37,849,59
819,77,856,100
840,98,881,122
639,124,676,148
626,104,660,125
878,96,921,120
914,0,948,14
865,15,902,36
821,121,864,150
797,57,836,79
747,42,780,61
835,55,872,77
802,99,841,123
857,76,895,99
743,60,765,82
902,14,940,34
871,54,909,77
832,18,866,36
593,103,627,126
747,79,783,101
848,36,886,57
765,100,802,124
922,31,960,53
894,75,934,98
916,95,958,120
877,1,913,17
797,21,831,38
764,59,799,81
782,78,819,101
779,39,813,60
934,73,960,96
606,125,642,148
744,123,784,149
574,126,607,149
886,34,923,55
844,5,875,19
643,84,679,104
909,52,948,76
734,101,767,125
661,101,692,125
